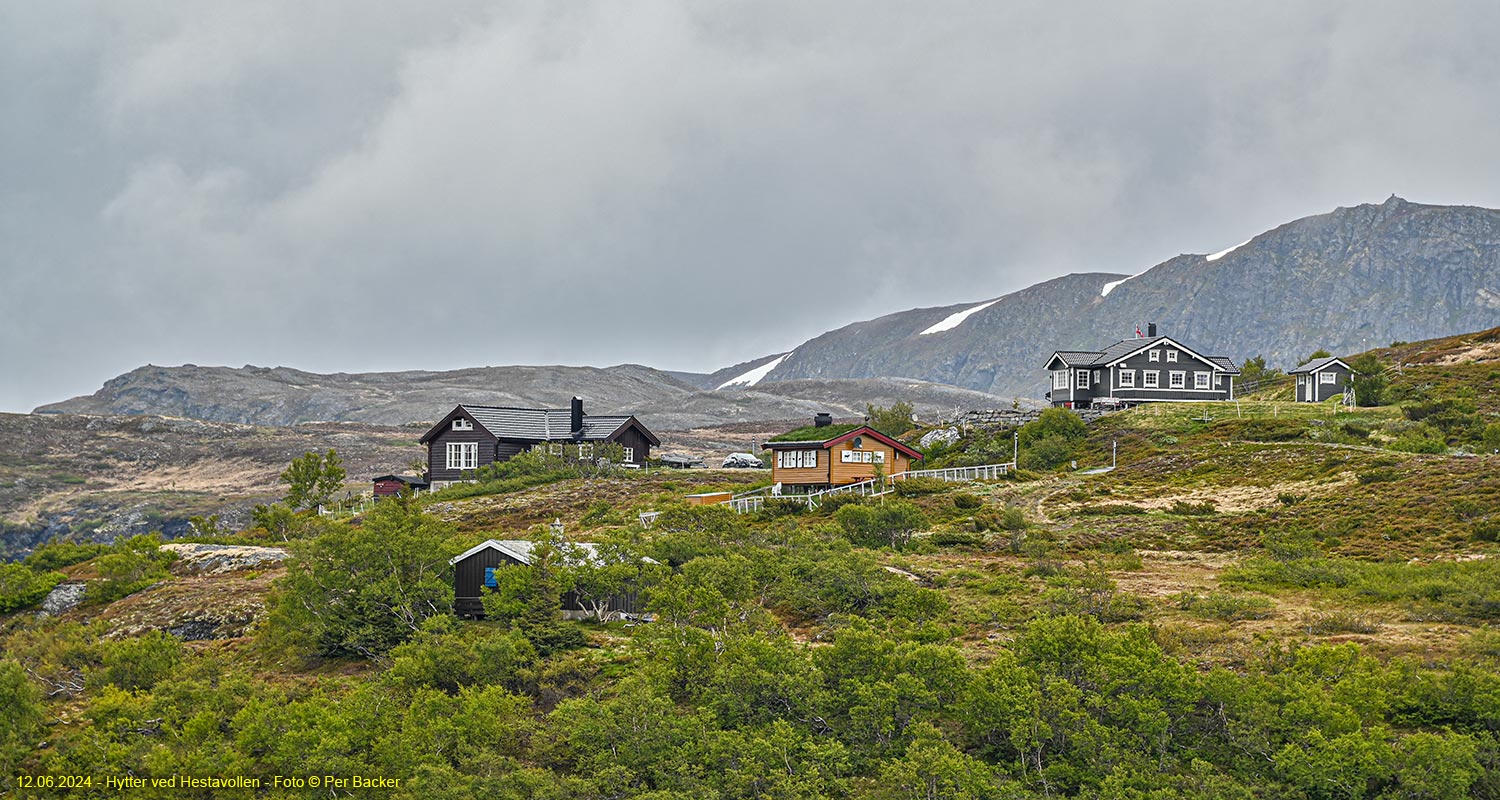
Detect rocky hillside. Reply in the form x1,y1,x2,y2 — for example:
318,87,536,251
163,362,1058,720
757,196,1500,396
35,364,1023,430
0,412,422,560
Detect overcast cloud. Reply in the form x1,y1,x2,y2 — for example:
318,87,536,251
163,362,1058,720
3,1,1500,412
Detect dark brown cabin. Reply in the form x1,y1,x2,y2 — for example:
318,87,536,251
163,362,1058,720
371,474,430,497
418,397,661,488
449,539,647,619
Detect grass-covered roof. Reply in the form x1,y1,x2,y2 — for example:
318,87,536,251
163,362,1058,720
767,422,864,443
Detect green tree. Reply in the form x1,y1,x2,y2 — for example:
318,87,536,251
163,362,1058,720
0,659,43,773
280,449,347,510
1348,354,1388,407
835,501,928,550
866,401,916,437
269,494,453,658
0,563,65,613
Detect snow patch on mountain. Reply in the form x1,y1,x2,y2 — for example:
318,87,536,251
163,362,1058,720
1205,240,1250,262
919,299,1000,335
717,353,790,389
1100,275,1137,297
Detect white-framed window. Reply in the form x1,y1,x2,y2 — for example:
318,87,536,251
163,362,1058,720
452,418,473,431
1166,350,1178,363
446,442,477,471
1052,370,1069,390
548,443,563,456
577,443,594,459
1320,372,1337,384
622,446,634,462
1076,369,1090,389
1215,374,1224,387
1119,370,1136,388
1195,372,1211,390
1169,371,1185,389
1143,370,1159,388
874,451,885,463
1149,350,1160,362
1093,370,1101,383
779,450,818,469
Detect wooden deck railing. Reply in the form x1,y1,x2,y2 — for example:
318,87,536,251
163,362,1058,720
716,461,1016,514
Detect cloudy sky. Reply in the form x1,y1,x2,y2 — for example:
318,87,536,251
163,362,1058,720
3,2,1499,412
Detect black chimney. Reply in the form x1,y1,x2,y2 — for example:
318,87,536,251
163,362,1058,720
571,396,584,436
814,412,832,428
1147,323,1157,337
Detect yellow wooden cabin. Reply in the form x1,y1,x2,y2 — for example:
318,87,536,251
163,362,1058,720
762,418,923,491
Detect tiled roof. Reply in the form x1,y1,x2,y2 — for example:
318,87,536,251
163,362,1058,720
461,405,638,442
1054,350,1104,366
1288,356,1344,375
449,539,657,566
1208,356,1241,374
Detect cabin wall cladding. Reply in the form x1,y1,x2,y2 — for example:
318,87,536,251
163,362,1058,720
427,424,497,483
452,546,644,619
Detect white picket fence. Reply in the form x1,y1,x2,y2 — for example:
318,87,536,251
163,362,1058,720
718,460,1015,514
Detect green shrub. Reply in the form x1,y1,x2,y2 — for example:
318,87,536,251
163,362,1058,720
1303,611,1380,635
0,564,65,613
760,498,810,518
1177,592,1274,621
1472,519,1500,543
1357,468,1399,484
931,531,984,547
834,501,928,550
1169,500,1217,516
90,631,183,691
1277,492,1307,506
1072,503,1149,516
24,541,109,572
951,493,982,510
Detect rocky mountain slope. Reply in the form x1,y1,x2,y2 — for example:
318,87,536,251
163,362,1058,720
756,196,1500,396
35,363,1023,430
0,412,422,559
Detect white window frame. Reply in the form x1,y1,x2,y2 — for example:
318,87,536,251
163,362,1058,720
779,450,818,469
1195,372,1211,390
446,442,477,471
452,418,473,431
1169,371,1186,389
1215,374,1224,387
577,443,594,459
1076,369,1090,389
1093,370,1101,384
1166,350,1178,363
874,451,885,463
1143,370,1159,388
1052,370,1069,390
1149,350,1160,362
547,443,563,456
1118,370,1136,388
1320,371,1337,384
622,446,634,462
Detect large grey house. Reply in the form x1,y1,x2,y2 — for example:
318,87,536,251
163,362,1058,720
1288,356,1353,403
419,397,659,487
1043,325,1240,408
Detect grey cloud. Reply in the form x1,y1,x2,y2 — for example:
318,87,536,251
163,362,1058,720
3,1,1500,411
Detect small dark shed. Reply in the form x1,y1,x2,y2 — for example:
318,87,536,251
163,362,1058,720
449,539,650,619
372,474,430,497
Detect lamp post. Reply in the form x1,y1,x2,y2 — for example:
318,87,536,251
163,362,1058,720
1013,430,1019,467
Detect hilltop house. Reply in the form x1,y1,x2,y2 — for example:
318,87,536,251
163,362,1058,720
1043,325,1240,408
762,414,923,491
1288,356,1353,403
419,397,659,488
450,539,653,619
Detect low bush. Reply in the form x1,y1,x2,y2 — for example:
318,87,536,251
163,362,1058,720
1072,504,1149,516
1303,611,1381,635
1176,592,1274,621
931,531,984,547
0,564,65,613
1357,468,1399,484
951,493,982,510
1169,500,1217,516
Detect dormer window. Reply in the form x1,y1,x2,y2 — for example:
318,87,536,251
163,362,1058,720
452,418,473,431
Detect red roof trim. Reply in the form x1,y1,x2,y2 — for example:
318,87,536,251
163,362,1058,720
821,426,924,460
